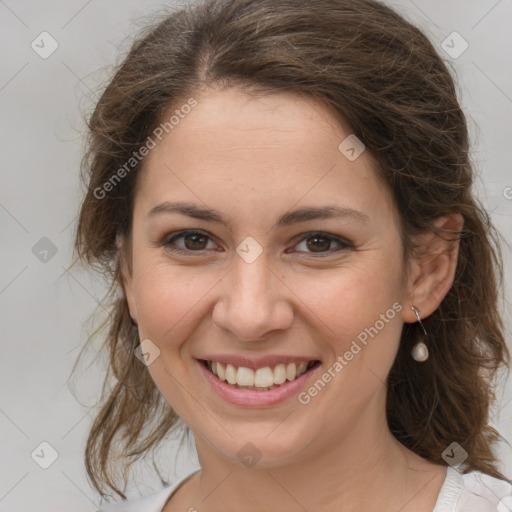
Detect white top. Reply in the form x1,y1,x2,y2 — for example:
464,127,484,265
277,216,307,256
100,467,512,512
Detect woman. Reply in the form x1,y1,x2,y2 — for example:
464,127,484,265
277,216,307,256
73,0,512,510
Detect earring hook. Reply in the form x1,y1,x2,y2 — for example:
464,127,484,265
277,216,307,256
411,305,427,337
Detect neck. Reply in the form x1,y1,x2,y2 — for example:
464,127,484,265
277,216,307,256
184,390,444,512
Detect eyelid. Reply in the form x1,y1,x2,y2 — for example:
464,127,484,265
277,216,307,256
291,231,352,253
163,229,218,254
161,229,352,256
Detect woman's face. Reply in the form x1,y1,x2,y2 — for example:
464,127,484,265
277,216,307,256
123,87,413,468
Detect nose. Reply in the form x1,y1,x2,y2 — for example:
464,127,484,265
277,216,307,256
211,251,294,342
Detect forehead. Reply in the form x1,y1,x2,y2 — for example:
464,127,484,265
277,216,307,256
135,87,398,230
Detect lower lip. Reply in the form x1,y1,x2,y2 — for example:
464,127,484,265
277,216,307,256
195,359,322,407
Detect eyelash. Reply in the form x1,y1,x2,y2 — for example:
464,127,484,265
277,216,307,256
161,230,351,257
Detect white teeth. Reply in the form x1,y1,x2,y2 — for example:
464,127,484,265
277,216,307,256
236,366,255,386
273,364,287,385
254,367,274,387
297,361,308,375
225,363,237,385
216,362,225,381
286,362,297,381
208,360,315,388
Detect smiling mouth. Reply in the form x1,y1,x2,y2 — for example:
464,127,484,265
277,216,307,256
199,359,320,391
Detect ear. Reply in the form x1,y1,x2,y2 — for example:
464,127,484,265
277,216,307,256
402,213,464,323
117,234,138,325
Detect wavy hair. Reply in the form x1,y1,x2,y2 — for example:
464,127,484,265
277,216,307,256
72,0,511,498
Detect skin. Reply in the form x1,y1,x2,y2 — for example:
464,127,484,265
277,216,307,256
121,86,463,512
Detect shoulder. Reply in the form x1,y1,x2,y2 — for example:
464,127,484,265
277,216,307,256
458,469,512,511
435,466,512,512
99,470,199,512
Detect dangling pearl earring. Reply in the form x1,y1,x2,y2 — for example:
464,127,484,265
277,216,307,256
411,305,429,362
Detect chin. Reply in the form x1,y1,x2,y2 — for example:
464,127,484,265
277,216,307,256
197,420,318,469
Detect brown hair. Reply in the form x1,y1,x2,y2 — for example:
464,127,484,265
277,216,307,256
73,0,511,499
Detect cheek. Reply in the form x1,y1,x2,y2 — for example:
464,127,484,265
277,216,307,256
132,258,217,348
299,259,402,337
296,266,404,418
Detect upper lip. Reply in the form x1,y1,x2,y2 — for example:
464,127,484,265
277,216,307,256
196,354,320,370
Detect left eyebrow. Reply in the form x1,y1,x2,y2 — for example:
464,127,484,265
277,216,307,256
146,201,370,230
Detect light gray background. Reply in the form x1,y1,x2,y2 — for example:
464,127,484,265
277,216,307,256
1,0,511,510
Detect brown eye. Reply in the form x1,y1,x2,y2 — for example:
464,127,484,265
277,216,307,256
305,234,331,252
162,230,350,257
182,232,209,250
293,232,350,256
164,230,215,253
